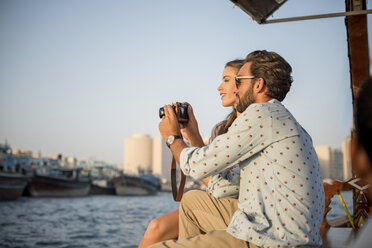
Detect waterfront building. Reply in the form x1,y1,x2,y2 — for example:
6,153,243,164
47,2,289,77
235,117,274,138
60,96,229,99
314,145,344,180
124,134,153,174
5,149,33,170
123,134,173,183
65,156,78,168
152,137,172,183
47,154,78,168
10,150,33,157
341,136,352,181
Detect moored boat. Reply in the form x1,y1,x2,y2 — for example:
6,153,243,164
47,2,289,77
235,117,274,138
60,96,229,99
0,171,29,200
28,168,91,197
90,179,115,195
0,143,30,200
112,174,161,196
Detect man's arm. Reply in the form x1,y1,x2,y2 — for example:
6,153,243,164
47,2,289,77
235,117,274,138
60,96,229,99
159,103,272,181
158,104,209,185
159,104,204,164
158,105,189,165
170,133,211,185
178,104,273,180
169,138,187,164
180,104,205,148
207,166,240,199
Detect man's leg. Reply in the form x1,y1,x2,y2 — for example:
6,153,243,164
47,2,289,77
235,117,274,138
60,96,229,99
148,230,257,248
178,190,238,239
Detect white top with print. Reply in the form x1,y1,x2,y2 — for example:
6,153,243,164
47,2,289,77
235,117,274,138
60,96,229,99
207,121,241,199
180,99,324,248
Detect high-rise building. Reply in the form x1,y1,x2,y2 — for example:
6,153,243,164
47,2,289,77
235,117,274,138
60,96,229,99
314,146,343,180
341,136,352,181
123,134,173,182
152,137,173,183
123,134,153,174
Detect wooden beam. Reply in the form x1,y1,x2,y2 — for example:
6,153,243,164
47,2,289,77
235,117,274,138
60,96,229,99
346,0,370,103
262,9,372,24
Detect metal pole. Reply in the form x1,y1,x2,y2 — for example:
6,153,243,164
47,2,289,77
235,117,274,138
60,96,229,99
261,9,372,24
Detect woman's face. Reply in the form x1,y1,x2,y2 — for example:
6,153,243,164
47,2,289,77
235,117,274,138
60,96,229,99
218,66,239,107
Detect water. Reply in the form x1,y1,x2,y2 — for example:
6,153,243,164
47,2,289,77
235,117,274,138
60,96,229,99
327,190,353,221
0,193,179,248
0,191,353,248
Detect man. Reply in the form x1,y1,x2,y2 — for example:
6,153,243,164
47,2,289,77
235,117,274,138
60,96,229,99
349,77,372,247
154,50,324,247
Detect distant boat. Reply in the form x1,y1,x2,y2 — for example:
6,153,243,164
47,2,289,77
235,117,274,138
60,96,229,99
0,171,29,200
0,143,30,201
112,174,161,196
90,178,115,195
27,168,91,197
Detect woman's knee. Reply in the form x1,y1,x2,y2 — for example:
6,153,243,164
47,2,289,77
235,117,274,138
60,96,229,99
146,217,166,237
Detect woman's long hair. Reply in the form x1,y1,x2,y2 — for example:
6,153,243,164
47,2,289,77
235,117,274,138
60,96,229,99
217,59,245,136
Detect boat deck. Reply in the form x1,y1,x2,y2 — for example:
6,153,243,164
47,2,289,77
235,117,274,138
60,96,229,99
324,228,355,248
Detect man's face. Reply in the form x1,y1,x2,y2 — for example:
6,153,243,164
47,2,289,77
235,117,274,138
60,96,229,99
235,62,256,113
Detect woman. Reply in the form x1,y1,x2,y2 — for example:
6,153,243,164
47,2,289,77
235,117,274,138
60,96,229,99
138,59,245,248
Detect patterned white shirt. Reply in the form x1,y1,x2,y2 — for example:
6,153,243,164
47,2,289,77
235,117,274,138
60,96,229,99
207,121,241,199
180,99,324,247
207,164,240,199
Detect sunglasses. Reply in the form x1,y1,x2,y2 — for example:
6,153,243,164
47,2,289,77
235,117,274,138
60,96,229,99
234,76,255,88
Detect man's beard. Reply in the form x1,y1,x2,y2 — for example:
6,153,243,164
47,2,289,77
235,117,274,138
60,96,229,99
236,85,255,113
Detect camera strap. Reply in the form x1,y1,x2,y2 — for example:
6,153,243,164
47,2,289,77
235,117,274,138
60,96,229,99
171,156,186,202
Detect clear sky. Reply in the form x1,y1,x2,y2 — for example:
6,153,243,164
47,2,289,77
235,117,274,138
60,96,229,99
0,0,371,165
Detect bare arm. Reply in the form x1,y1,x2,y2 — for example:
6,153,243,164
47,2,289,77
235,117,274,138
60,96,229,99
180,104,204,147
159,104,212,187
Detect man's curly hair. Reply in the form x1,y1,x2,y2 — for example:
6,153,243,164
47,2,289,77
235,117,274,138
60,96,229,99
246,50,293,101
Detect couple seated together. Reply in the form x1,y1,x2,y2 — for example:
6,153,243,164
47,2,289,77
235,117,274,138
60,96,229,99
140,50,325,248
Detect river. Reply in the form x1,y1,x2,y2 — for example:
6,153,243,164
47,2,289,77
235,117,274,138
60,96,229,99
0,191,352,248
0,193,179,248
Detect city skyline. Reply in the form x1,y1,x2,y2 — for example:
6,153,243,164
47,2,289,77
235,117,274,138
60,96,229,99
3,132,353,181
1,1,372,165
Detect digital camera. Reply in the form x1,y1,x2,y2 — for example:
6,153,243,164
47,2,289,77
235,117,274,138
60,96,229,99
159,102,189,123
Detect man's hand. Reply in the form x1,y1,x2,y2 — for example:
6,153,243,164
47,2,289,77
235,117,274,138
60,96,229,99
159,105,182,141
180,103,204,147
159,105,187,165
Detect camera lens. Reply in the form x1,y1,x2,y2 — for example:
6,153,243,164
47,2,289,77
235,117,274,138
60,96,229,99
159,107,165,119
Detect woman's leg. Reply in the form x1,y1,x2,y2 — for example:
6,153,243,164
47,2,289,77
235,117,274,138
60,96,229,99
139,209,179,248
